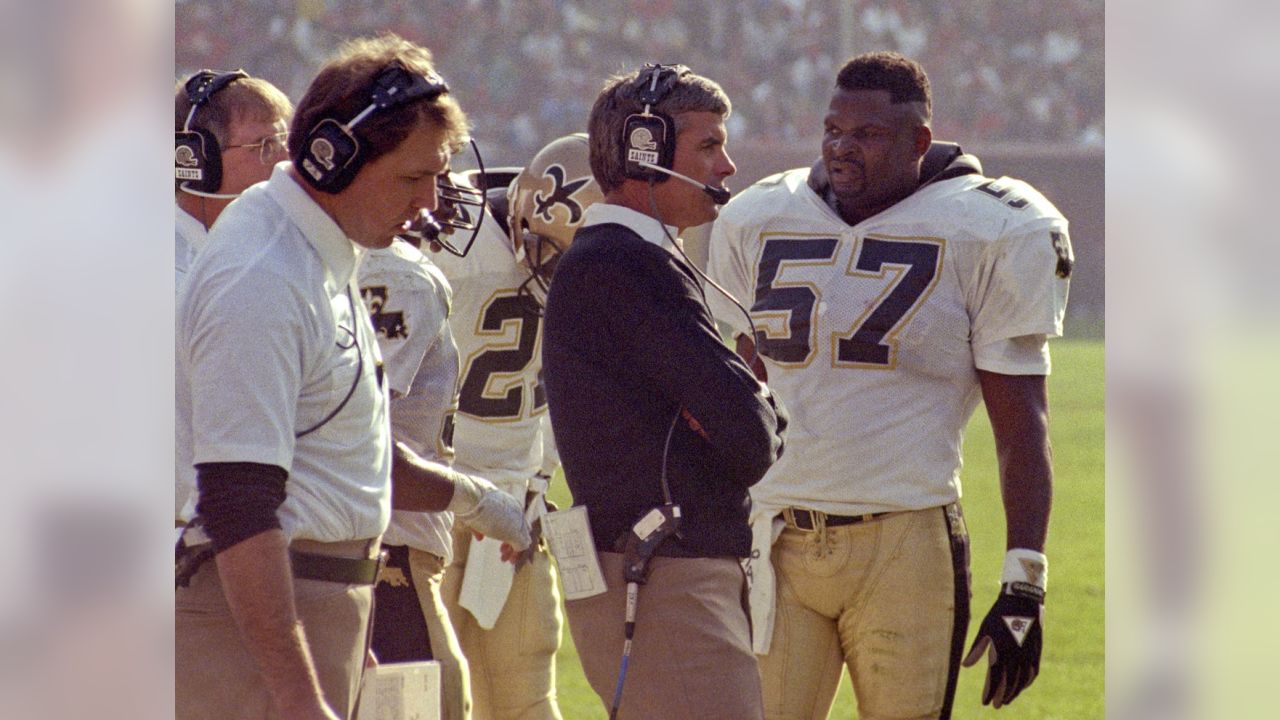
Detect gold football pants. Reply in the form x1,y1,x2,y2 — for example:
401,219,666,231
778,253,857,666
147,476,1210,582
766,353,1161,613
442,524,564,720
760,505,971,720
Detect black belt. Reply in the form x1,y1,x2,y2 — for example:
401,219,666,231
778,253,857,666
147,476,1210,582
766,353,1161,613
177,547,383,587
784,508,894,531
289,548,385,585
291,545,384,586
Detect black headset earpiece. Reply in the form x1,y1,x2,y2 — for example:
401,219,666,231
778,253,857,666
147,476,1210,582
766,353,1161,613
621,64,689,182
296,62,450,194
176,69,249,193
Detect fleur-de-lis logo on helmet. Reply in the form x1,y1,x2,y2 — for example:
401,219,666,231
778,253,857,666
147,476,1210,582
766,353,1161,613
508,134,604,308
533,165,589,225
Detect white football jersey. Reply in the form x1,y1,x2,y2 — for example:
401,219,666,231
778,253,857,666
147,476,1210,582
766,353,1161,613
358,239,459,559
708,166,1071,513
429,211,550,492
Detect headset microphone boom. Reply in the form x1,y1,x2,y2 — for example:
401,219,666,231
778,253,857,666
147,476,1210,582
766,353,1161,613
635,160,731,205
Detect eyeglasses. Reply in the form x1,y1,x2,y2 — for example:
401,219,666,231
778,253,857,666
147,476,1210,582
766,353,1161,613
226,132,289,165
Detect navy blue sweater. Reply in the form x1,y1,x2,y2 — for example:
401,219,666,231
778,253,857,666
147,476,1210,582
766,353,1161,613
542,222,786,558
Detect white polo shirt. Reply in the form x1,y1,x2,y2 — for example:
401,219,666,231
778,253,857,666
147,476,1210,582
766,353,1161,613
176,163,392,542
175,206,207,295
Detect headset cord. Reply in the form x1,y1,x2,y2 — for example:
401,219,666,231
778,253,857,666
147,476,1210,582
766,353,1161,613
606,397,679,719
177,183,242,200
646,181,760,347
609,188,747,712
296,285,365,438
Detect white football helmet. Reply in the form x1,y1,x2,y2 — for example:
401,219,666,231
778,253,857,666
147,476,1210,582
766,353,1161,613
507,133,603,306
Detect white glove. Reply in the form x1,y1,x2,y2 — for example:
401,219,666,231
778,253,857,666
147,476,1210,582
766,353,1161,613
447,472,532,551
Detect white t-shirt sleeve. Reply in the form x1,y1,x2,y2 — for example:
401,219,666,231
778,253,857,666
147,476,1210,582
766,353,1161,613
371,283,437,397
972,334,1053,375
391,318,459,462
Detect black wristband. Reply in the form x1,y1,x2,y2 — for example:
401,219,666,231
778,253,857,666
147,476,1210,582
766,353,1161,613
1004,581,1046,603
195,462,288,552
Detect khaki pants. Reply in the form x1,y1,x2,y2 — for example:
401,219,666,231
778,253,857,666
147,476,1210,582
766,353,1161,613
566,552,763,720
413,549,474,720
442,525,564,720
759,505,971,720
175,548,373,719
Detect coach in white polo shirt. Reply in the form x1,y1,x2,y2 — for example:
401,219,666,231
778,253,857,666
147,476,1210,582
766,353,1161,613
176,35,529,720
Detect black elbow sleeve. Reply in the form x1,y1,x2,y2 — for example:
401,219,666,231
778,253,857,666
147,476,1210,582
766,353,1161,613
195,462,289,553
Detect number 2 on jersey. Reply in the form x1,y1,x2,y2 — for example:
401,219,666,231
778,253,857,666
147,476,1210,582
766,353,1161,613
752,236,943,368
457,292,545,419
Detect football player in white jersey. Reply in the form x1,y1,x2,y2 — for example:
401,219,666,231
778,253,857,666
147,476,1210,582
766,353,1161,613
708,51,1072,719
357,231,473,720
429,134,602,720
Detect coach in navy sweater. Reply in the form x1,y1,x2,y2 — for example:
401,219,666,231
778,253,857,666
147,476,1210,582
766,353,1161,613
542,64,787,719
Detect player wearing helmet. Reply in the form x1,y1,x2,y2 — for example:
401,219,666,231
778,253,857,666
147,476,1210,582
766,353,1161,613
428,134,601,720
505,134,604,309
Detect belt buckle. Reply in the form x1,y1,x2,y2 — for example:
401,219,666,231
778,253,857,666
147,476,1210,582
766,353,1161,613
783,507,822,531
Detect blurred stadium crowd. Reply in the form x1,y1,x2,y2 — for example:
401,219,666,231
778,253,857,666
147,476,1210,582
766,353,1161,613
176,0,1103,164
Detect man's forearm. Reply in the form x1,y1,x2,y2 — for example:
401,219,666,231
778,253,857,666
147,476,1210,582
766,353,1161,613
978,370,1053,551
390,439,456,511
215,529,333,717
997,444,1052,551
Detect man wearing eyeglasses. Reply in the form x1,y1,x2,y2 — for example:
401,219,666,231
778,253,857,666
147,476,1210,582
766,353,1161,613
174,70,292,293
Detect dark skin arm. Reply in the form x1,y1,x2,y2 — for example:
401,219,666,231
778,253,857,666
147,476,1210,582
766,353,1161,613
735,333,768,383
391,441,521,562
977,370,1053,551
389,440,456,512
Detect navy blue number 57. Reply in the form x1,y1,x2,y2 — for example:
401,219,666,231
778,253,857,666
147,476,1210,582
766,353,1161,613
752,236,943,367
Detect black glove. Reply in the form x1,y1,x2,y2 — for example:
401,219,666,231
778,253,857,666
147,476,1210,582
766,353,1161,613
962,582,1044,708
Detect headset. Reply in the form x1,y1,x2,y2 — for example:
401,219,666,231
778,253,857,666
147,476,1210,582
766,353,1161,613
621,63,730,205
175,69,249,196
296,62,450,194
622,63,685,182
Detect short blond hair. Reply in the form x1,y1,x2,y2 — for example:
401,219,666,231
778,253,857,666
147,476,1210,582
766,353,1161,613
174,74,293,147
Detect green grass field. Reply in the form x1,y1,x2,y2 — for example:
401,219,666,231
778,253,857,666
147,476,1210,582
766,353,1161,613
545,338,1104,719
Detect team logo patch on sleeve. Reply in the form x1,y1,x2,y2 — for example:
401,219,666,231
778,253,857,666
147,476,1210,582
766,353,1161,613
360,285,407,339
1050,230,1074,278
